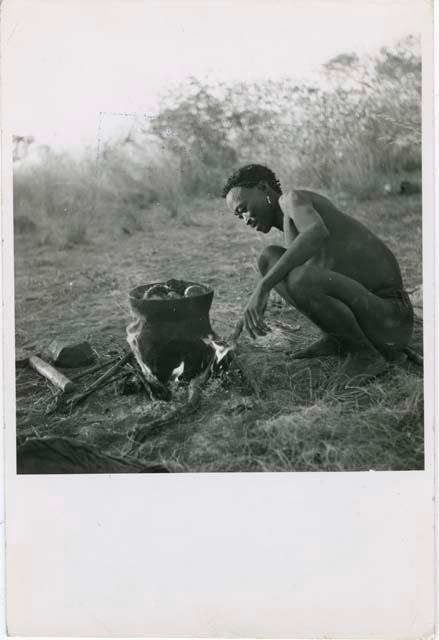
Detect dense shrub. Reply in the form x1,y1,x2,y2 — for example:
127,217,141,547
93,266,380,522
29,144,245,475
13,35,421,236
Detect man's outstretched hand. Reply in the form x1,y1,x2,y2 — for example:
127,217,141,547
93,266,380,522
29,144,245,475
243,283,271,339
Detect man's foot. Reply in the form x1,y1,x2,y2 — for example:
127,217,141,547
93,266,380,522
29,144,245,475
339,352,388,384
387,353,408,365
291,335,342,359
382,349,408,365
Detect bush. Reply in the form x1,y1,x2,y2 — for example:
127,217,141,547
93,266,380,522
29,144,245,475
13,35,421,227
13,150,99,245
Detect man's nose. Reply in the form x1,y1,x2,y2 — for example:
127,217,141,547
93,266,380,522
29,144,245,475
243,212,251,223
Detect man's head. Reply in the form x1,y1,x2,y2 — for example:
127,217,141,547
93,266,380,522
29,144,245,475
222,164,282,234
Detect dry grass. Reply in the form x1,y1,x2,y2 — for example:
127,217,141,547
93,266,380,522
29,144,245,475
14,192,424,472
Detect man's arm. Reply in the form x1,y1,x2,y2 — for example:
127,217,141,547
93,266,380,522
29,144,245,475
283,198,298,247
261,191,329,292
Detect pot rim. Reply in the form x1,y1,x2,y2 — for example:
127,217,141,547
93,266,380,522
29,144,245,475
129,280,214,304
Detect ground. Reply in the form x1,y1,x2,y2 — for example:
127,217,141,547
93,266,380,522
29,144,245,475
14,192,424,472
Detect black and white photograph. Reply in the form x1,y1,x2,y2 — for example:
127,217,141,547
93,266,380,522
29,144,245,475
2,1,435,638
10,1,425,476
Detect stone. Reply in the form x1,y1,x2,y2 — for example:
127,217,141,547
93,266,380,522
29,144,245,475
143,284,170,300
184,285,206,297
48,340,96,368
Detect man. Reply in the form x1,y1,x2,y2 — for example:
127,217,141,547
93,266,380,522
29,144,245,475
223,164,413,379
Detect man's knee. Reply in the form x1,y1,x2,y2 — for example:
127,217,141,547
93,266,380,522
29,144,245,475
257,245,285,274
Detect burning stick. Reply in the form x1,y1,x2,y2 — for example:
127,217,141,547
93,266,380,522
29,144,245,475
124,316,260,452
128,358,154,400
130,353,171,400
207,319,262,399
123,319,259,451
230,318,244,343
125,355,216,448
126,318,171,400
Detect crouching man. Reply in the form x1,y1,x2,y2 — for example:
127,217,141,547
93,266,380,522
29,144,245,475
223,164,413,380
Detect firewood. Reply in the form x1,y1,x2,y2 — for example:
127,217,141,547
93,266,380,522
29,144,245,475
29,356,76,394
70,355,121,381
122,319,262,452
67,371,131,408
132,358,171,400
229,318,244,343
129,358,153,399
126,326,171,400
125,355,215,448
67,352,132,407
223,319,262,398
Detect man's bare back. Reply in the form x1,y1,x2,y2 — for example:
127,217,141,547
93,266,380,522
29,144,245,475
287,190,404,294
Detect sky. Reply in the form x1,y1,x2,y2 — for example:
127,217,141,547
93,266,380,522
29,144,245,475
2,0,426,151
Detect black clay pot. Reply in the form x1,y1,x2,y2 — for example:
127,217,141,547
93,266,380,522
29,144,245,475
128,279,215,383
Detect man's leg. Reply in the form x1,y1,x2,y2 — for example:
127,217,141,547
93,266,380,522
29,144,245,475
258,246,412,370
258,246,376,358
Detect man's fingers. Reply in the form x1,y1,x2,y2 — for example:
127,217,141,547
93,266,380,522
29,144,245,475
246,312,264,339
250,310,268,336
257,317,269,334
244,315,256,340
245,309,270,339
249,310,259,330
249,315,265,336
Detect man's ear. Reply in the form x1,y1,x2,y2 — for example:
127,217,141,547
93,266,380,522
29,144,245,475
256,180,267,192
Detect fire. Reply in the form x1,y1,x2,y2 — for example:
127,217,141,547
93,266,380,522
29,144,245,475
171,361,185,382
127,318,233,386
203,335,233,364
126,318,162,386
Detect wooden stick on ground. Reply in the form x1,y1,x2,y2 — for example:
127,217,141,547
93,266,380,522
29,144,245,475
125,355,216,449
69,355,122,381
223,318,262,399
272,319,301,333
129,358,154,400
123,317,259,452
67,352,133,408
127,329,171,400
29,355,76,394
69,371,132,407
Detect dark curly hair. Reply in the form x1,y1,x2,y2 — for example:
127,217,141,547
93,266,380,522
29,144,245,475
222,164,282,198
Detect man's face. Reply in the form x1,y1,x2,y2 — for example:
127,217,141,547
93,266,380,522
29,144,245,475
226,184,273,233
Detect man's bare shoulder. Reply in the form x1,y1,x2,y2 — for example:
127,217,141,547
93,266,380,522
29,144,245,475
286,189,348,218
279,189,314,209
